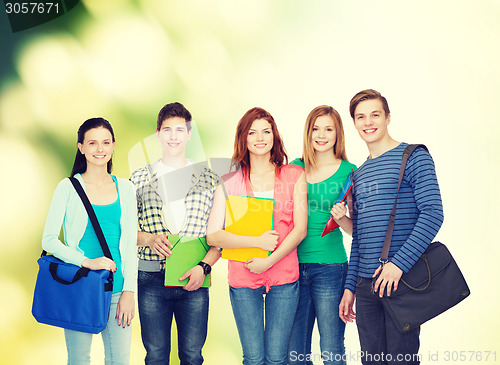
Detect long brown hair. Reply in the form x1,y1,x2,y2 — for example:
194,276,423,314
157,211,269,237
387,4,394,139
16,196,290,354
231,107,288,176
302,105,348,172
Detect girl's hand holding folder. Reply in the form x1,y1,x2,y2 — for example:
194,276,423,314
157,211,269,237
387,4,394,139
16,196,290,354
257,230,279,251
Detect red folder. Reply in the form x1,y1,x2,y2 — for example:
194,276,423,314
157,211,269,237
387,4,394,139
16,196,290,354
321,170,353,237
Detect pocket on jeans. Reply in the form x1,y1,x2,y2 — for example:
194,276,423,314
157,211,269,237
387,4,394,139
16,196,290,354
137,270,155,286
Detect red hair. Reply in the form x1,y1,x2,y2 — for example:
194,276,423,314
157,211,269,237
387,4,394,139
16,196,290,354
231,107,288,176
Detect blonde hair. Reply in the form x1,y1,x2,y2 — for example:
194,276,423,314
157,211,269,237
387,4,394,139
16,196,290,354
302,105,348,171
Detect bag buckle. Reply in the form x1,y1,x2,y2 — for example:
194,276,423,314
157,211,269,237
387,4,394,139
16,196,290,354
379,258,388,267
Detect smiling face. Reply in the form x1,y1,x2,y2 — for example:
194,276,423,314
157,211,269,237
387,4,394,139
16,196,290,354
247,118,274,157
156,116,191,158
77,127,115,169
311,114,337,154
353,98,391,145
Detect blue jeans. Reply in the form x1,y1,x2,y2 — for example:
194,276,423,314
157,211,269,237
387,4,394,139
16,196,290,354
355,277,420,365
138,270,209,365
288,263,347,365
64,292,131,365
229,281,299,365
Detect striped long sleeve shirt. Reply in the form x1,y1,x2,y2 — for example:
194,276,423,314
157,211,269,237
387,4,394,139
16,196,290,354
344,143,444,293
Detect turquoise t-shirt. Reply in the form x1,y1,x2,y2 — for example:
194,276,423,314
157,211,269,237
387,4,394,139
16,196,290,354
78,176,123,293
290,158,356,263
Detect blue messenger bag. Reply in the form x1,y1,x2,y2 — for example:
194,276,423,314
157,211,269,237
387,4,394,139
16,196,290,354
32,177,114,334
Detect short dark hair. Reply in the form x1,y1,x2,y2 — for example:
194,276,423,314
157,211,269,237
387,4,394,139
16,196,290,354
71,117,115,177
156,102,192,131
349,89,390,119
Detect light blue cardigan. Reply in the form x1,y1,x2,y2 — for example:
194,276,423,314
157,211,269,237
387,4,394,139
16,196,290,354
42,173,138,292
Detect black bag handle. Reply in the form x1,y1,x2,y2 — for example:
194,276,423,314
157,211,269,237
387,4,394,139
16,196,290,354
40,177,114,291
402,254,432,291
41,178,114,260
49,261,91,285
68,177,113,260
380,144,428,263
379,144,435,291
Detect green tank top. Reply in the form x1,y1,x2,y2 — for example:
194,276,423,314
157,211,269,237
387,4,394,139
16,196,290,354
290,158,356,263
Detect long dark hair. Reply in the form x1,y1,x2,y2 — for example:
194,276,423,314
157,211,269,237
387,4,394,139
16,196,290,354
70,117,115,177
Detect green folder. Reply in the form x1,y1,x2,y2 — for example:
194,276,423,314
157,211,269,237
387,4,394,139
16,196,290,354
164,235,211,288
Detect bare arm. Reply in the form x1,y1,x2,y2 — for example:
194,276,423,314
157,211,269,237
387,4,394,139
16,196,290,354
116,291,135,328
339,289,356,323
245,172,308,274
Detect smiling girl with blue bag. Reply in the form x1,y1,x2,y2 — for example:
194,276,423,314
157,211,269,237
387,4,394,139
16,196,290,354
37,118,137,365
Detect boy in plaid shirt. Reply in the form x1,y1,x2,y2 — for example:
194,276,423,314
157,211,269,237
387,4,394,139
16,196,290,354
130,102,221,364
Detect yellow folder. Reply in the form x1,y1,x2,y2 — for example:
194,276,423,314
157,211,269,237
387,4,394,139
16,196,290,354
164,235,211,287
221,195,275,262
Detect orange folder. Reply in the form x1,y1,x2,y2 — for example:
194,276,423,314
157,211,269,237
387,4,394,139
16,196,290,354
221,195,275,262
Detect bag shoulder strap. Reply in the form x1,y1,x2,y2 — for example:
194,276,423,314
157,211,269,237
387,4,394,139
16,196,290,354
68,177,113,260
380,144,428,262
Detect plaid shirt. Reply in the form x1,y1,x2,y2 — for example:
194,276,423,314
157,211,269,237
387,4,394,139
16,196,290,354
130,160,219,266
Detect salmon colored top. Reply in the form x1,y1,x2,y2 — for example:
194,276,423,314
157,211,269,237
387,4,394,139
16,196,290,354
222,165,303,291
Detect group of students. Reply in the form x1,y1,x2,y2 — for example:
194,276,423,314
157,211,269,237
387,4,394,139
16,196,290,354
41,88,443,365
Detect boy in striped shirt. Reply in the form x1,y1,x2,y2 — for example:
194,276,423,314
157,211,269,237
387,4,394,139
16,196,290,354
339,89,443,364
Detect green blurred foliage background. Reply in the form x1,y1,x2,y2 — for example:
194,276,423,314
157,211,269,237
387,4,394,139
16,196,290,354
1,0,499,364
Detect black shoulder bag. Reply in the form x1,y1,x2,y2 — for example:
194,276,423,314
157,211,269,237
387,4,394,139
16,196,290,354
379,144,470,333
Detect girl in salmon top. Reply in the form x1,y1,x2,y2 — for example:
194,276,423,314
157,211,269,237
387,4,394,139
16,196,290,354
207,107,308,365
